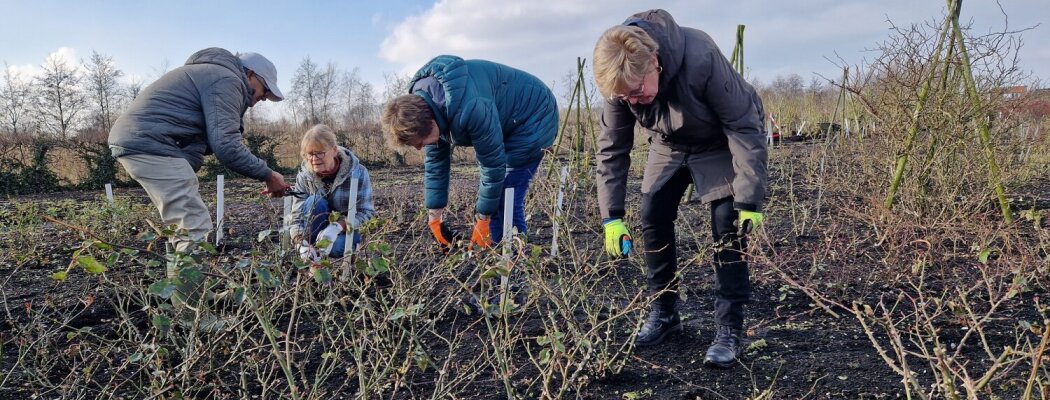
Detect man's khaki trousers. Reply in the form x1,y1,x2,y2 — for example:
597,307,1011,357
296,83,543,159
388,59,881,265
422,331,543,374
118,154,212,254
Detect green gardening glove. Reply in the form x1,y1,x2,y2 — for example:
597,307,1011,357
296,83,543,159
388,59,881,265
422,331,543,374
603,219,633,257
737,211,764,235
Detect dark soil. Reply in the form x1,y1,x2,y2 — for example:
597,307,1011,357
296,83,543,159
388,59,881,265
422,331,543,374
2,149,1047,399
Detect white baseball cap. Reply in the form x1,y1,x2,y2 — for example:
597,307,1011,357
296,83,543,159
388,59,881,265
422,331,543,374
237,52,284,102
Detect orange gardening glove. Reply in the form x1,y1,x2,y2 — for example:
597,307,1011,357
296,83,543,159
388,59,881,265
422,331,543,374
470,215,492,248
428,219,461,248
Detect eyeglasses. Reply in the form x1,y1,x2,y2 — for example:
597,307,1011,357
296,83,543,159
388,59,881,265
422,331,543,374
304,149,331,160
613,80,646,101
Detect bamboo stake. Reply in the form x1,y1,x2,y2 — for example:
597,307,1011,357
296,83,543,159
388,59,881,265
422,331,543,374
946,0,1013,223
884,1,956,210
544,58,583,179
730,25,746,74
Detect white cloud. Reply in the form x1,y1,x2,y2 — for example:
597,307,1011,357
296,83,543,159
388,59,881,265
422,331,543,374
5,47,81,82
46,47,79,67
4,63,39,82
378,0,1049,91
379,0,642,85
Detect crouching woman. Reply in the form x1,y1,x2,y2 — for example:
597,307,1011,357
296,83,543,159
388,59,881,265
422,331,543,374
288,124,376,260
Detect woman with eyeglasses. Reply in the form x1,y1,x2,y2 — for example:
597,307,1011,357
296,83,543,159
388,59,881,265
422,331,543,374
592,9,768,368
287,124,376,262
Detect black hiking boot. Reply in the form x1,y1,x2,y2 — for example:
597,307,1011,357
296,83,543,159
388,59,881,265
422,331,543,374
635,305,682,347
704,325,743,368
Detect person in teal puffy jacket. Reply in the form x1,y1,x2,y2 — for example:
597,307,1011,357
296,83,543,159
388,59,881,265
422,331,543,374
381,55,557,250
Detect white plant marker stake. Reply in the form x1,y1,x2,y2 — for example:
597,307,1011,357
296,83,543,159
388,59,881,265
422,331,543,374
551,166,567,256
340,177,359,280
104,183,114,204
501,187,514,297
215,175,225,246
281,196,293,250
765,116,774,146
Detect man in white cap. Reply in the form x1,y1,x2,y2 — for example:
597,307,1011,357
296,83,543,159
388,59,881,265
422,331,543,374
110,47,290,253
109,48,291,331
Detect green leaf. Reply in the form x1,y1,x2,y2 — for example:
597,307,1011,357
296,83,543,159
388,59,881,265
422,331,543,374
413,346,430,371
316,238,333,249
128,352,143,363
148,280,176,300
327,212,342,224
389,308,407,321
480,267,509,280
152,314,172,337
539,348,551,364
356,260,376,277
746,338,768,353
312,266,333,284
106,252,119,266
256,267,279,287
198,242,217,255
78,256,108,274
137,231,157,242
978,248,993,264
256,229,272,242
178,266,204,284
51,271,68,281
911,259,925,275
1019,320,1032,331
91,241,113,250
372,257,389,274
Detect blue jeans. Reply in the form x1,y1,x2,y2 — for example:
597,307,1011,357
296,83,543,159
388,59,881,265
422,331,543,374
302,194,361,256
491,158,542,243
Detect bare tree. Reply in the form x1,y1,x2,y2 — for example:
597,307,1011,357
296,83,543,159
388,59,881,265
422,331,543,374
343,67,378,126
126,77,144,101
0,64,35,136
290,56,341,126
380,71,412,103
83,51,124,133
291,56,319,124
35,54,87,139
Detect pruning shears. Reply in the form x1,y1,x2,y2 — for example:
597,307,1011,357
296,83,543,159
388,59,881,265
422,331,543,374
262,187,308,198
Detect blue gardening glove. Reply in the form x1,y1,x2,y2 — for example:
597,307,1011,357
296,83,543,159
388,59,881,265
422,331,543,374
737,211,764,235
603,219,633,257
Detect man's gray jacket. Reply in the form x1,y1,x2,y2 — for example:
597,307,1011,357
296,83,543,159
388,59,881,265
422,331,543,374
108,47,273,181
596,9,768,220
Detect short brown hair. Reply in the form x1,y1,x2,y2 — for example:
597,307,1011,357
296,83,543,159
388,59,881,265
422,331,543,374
592,25,659,99
381,94,435,148
300,124,338,156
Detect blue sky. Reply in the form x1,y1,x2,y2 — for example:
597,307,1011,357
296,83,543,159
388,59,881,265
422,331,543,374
3,0,1047,116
